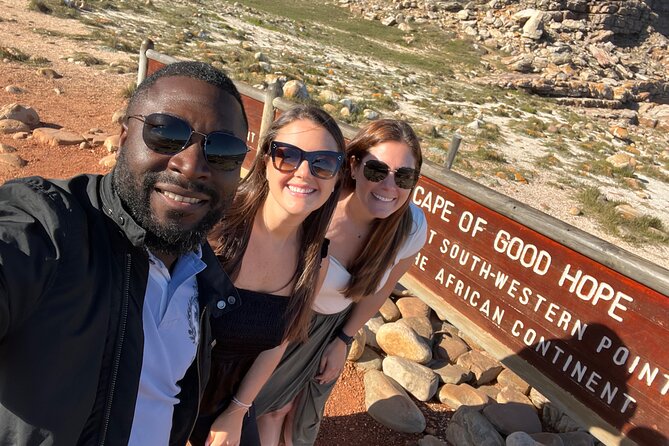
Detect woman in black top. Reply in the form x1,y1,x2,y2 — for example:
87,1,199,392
190,105,345,446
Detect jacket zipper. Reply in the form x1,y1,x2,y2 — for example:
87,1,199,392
185,305,208,441
98,253,132,446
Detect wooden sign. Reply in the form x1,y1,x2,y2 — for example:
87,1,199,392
405,175,668,445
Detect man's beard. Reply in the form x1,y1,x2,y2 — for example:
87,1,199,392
112,149,225,258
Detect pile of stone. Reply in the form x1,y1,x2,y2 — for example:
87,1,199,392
0,100,120,171
339,0,669,113
348,288,602,446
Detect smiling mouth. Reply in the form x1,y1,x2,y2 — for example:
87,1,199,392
160,190,204,204
288,185,316,194
372,192,394,202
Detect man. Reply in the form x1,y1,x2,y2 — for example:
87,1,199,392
0,61,249,445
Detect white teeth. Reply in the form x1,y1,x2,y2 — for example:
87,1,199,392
288,185,315,194
372,192,394,202
162,190,202,204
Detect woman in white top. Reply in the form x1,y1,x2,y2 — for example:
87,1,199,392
254,119,427,445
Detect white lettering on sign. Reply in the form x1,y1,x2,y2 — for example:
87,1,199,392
493,230,551,275
434,269,504,325
414,253,428,271
558,265,634,322
412,187,455,223
458,211,487,238
247,131,257,143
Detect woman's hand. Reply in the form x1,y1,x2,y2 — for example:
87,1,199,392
205,405,247,446
315,338,347,384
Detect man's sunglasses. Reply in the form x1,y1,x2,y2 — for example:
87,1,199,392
127,113,249,171
362,159,420,189
270,141,343,180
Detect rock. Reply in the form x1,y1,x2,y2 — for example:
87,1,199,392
529,387,549,410
396,297,431,319
363,109,380,120
615,204,641,220
483,402,542,435
32,127,86,146
522,11,544,40
354,346,382,371
609,126,629,140
418,435,448,446
254,51,269,62
340,107,351,117
364,370,426,433
438,383,488,409
347,328,366,361
445,407,504,446
639,104,669,131
541,403,582,433
0,143,17,153
104,134,120,153
434,332,469,362
568,206,582,216
99,153,117,168
477,385,500,401
505,431,536,446
398,23,413,32
0,119,30,134
622,177,642,190
457,350,503,385
5,85,23,94
37,68,62,79
379,298,401,322
381,16,397,27
509,56,534,73
497,387,533,405
377,322,432,364
364,315,384,348
497,369,530,395
433,363,472,385
456,9,471,20
512,9,538,25
0,104,39,128
282,80,309,100
382,355,439,401
319,90,339,103
0,153,27,168
605,153,634,169
397,316,433,344
588,45,617,68
530,432,564,446
322,103,338,114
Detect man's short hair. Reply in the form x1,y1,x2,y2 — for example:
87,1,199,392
127,61,248,128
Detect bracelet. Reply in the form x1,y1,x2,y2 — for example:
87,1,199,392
336,329,354,346
231,396,252,416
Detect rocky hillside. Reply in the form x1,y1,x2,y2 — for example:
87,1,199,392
3,0,669,267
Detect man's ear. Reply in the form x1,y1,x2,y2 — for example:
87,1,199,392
118,122,129,150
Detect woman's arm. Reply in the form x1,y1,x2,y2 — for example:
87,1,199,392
206,342,289,446
315,256,414,384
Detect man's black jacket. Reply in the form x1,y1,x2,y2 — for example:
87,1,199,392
0,174,240,445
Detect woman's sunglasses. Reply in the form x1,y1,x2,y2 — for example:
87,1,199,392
127,113,249,171
270,141,343,180
362,159,419,189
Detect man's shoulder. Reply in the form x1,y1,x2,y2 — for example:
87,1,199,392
1,174,108,228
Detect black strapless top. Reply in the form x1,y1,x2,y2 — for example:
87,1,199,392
199,288,289,414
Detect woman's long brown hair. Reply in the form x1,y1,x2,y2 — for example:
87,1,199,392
341,119,422,301
209,105,346,342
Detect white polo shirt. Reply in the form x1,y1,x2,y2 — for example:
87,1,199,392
128,249,206,445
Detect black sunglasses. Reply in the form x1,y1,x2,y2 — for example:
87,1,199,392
362,159,419,189
270,141,343,180
127,113,249,171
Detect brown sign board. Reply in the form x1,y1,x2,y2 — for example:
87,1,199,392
404,175,668,445
145,58,262,169
141,45,668,445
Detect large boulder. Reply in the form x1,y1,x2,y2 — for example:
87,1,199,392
0,104,40,128
382,356,439,401
396,297,431,319
445,406,504,446
282,80,309,100
438,383,488,410
0,119,30,134
457,351,503,385
364,370,426,433
483,402,542,436
377,322,432,364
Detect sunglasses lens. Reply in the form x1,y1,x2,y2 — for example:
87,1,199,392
272,145,303,172
363,160,390,182
142,113,191,155
309,152,341,179
394,167,419,189
205,132,249,171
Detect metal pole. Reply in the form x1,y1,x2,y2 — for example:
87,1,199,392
136,39,154,86
444,133,462,170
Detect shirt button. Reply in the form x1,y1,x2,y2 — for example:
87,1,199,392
227,295,236,305
216,300,227,310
